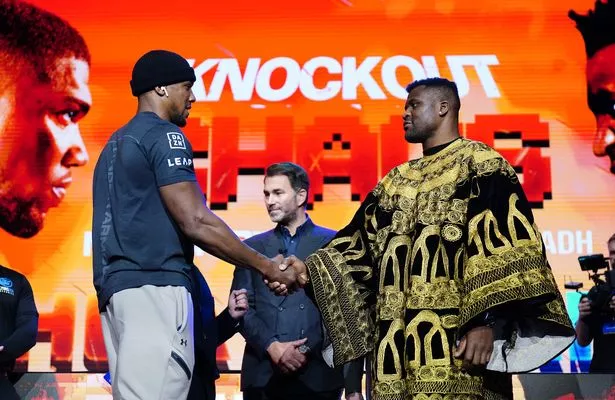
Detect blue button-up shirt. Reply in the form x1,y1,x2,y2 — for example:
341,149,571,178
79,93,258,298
276,215,312,257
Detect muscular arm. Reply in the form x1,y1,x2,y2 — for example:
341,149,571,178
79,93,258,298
148,126,296,285
160,181,277,278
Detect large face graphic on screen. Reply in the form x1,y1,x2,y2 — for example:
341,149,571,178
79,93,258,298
587,45,615,170
569,0,615,173
0,0,91,238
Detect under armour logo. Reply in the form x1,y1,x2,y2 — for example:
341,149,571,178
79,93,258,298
180,338,187,346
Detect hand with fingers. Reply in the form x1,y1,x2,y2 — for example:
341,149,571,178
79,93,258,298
267,338,308,374
579,297,593,320
453,326,494,373
264,255,308,296
228,288,248,320
277,341,308,374
263,254,302,295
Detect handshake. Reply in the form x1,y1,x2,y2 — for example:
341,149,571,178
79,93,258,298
263,255,310,295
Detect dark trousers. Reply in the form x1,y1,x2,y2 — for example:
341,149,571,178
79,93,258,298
244,376,342,400
0,375,20,400
187,375,215,400
187,361,217,400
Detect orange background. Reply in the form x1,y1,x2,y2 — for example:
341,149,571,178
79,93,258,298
0,0,612,377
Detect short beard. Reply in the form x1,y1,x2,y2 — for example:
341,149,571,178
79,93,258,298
170,112,187,128
269,211,293,226
405,129,426,144
405,133,423,143
404,123,435,144
0,195,44,238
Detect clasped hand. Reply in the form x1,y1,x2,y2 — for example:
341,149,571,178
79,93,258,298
267,338,308,374
264,255,309,296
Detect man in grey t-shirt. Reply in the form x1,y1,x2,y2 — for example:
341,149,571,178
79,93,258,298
92,50,300,400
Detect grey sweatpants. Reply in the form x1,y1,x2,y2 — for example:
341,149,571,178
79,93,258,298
101,285,194,400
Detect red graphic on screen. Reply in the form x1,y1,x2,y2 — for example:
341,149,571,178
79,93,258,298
297,117,378,204
466,114,552,208
188,114,551,210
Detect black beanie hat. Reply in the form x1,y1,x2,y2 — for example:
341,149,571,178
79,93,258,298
130,50,196,97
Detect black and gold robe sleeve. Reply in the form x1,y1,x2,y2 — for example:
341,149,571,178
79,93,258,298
305,192,380,367
462,149,575,373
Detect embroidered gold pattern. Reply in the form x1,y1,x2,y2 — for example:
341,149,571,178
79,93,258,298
305,139,572,399
442,224,463,242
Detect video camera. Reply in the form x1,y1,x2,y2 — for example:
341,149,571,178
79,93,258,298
565,254,615,315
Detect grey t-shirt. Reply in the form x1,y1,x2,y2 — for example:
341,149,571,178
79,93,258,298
92,112,198,310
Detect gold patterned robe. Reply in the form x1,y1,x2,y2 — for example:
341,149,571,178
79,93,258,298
306,138,575,400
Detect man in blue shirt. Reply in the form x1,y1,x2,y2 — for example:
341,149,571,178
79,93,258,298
92,50,299,400
232,162,364,400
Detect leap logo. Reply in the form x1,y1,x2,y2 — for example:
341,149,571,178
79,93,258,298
167,132,186,150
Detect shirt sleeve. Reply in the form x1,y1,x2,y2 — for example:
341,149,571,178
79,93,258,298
0,275,39,363
145,125,197,187
303,190,381,367
460,156,565,329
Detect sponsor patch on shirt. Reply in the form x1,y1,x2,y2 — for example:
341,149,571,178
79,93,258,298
167,132,186,150
0,277,14,295
167,157,193,167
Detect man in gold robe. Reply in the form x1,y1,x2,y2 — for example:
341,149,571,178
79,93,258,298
272,78,575,399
